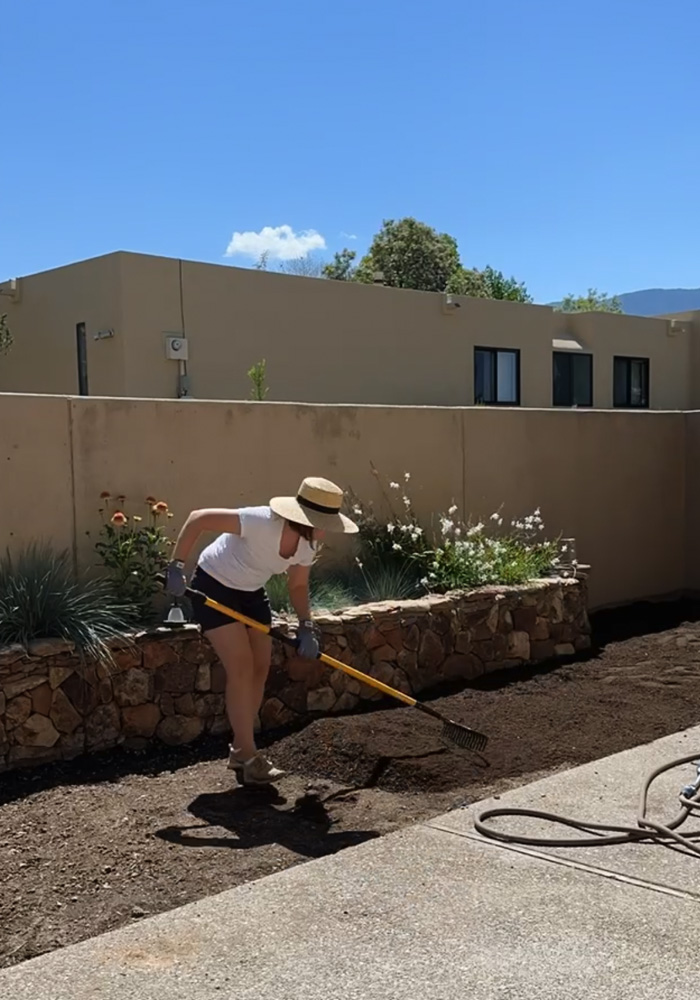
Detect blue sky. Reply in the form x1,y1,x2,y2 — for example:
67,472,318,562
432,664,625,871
3,0,699,301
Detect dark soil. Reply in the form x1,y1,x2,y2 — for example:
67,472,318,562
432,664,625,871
3,599,700,969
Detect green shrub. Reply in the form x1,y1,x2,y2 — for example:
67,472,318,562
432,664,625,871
348,466,560,594
266,573,292,613
94,493,175,624
355,560,422,603
0,543,138,664
309,577,356,612
267,573,356,614
419,507,559,592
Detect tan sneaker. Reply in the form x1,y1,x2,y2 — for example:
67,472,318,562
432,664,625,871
227,746,244,773
241,752,286,786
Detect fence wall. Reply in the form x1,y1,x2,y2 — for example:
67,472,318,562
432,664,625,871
0,393,691,609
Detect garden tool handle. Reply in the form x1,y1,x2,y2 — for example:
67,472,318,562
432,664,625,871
188,589,420,709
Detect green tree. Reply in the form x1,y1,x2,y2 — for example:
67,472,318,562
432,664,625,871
0,313,12,355
356,217,460,292
558,288,623,313
322,248,357,281
480,266,532,303
447,265,532,303
446,267,489,297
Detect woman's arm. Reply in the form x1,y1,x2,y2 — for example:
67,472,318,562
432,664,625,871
172,509,242,563
286,564,319,660
286,563,312,622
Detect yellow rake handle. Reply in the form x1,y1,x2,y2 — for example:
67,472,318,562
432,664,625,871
196,591,419,709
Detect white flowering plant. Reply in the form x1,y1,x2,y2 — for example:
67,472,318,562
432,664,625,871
419,505,559,592
348,467,561,595
347,468,432,570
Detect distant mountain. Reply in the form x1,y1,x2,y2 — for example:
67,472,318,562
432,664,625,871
618,288,700,317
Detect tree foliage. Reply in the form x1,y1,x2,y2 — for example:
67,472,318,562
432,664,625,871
479,266,533,303
355,217,461,292
558,288,623,313
249,215,535,303
322,248,357,281
447,265,532,302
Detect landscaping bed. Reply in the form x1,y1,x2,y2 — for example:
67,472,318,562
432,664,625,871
0,578,590,772
2,599,700,970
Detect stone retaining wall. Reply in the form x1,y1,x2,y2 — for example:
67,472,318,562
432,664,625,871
0,577,590,772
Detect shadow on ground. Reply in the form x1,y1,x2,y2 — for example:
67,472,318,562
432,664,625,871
155,785,381,858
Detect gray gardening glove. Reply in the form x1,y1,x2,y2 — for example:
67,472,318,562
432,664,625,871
165,559,187,598
297,620,320,660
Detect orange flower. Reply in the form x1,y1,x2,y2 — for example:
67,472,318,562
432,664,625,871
116,494,126,503
111,511,127,526
145,495,157,505
152,501,169,515
100,491,111,500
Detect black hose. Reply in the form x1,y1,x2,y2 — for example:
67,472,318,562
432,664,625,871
474,751,700,856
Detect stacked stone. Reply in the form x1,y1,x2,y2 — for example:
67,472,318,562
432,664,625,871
0,577,590,773
264,577,590,727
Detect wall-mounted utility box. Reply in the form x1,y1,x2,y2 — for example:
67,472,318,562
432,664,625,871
165,335,189,360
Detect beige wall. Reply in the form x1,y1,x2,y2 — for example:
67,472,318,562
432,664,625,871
119,254,185,400
564,311,692,410
0,392,691,610
177,259,558,407
461,407,686,605
685,410,700,592
0,256,126,397
3,252,695,410
658,310,700,409
0,394,76,565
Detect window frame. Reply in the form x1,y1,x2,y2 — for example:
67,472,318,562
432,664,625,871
552,350,593,408
613,355,650,409
473,347,521,407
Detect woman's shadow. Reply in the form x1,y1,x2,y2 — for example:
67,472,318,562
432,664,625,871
155,784,380,859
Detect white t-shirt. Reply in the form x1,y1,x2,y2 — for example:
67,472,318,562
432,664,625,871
198,506,316,591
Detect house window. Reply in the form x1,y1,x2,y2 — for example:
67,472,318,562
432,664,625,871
613,356,649,408
474,348,520,405
552,351,592,407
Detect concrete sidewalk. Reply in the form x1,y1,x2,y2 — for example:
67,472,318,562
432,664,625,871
3,727,700,1000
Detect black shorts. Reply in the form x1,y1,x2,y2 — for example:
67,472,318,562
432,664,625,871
190,567,272,634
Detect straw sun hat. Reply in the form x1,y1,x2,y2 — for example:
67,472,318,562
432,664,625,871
270,477,358,534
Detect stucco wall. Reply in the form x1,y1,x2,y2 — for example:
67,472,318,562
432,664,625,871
685,410,700,593
0,255,126,397
1,252,694,408
0,393,689,609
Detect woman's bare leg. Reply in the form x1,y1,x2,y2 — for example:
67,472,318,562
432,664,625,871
205,622,258,760
248,630,273,720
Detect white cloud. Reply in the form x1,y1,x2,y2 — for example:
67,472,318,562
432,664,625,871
224,224,326,261
340,231,358,240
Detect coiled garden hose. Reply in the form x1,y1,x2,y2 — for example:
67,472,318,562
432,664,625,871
474,751,700,857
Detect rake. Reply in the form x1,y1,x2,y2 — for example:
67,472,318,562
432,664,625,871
169,582,488,754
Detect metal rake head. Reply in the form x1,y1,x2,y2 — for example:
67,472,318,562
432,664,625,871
442,719,488,754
